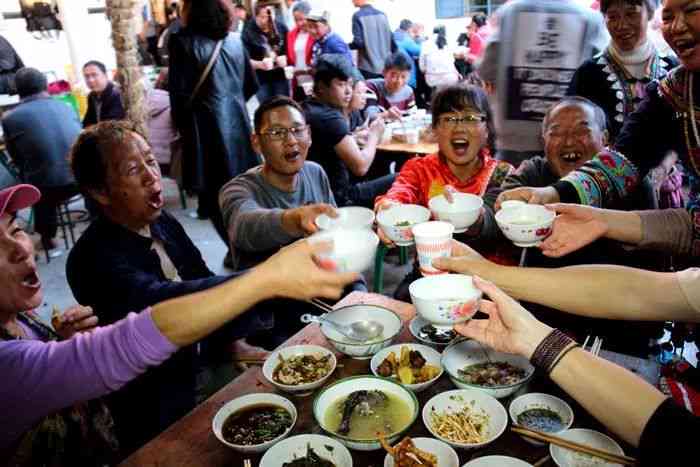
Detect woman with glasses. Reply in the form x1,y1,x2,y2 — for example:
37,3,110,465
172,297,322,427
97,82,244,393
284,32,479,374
375,83,514,299
568,0,677,140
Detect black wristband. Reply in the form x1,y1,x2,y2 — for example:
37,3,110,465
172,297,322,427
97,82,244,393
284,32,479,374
530,329,576,374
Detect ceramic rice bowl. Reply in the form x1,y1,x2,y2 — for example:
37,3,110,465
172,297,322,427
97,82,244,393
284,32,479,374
316,206,375,231
309,228,379,273
550,429,625,467
428,193,483,233
259,434,353,467
508,392,574,446
262,345,337,395
495,204,556,247
409,274,482,331
370,343,443,393
320,304,402,359
376,204,432,246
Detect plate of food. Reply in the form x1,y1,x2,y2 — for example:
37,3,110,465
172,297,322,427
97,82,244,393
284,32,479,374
313,376,419,451
422,389,508,450
262,345,337,395
370,343,443,392
442,339,534,398
212,393,297,454
259,434,353,467
381,436,459,467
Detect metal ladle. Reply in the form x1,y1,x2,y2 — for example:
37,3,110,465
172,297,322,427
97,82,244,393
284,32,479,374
300,314,384,342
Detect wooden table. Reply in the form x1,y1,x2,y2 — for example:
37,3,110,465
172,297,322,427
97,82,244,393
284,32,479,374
122,292,651,467
377,141,438,155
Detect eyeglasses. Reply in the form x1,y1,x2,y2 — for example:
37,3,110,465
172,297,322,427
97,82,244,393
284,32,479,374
260,125,310,141
438,114,487,129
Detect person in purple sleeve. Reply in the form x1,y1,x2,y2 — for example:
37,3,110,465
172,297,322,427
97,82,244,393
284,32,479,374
0,184,357,465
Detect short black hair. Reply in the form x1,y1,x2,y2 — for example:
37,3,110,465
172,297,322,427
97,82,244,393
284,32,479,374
542,96,608,133
399,19,412,31
431,82,496,151
254,96,305,133
472,13,487,28
600,0,656,17
14,67,47,97
383,51,412,72
83,60,107,74
185,0,233,40
70,121,148,199
314,54,355,90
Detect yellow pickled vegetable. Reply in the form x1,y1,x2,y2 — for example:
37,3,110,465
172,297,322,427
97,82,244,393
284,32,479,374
397,366,414,384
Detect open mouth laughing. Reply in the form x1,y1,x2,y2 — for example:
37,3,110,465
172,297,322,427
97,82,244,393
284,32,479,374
450,138,470,156
148,190,164,210
21,269,41,291
674,37,698,59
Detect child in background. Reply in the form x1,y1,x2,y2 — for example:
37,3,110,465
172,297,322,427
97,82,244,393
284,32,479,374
366,52,416,121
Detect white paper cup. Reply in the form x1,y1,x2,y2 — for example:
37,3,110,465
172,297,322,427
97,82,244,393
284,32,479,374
406,128,420,145
276,55,288,68
284,65,294,80
412,221,454,276
262,57,274,70
301,81,314,95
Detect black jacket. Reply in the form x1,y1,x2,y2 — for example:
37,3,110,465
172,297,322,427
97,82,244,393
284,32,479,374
241,18,288,84
1,93,80,187
0,34,23,95
82,81,126,127
168,29,260,191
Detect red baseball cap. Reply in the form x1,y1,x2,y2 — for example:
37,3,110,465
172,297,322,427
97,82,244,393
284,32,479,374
0,184,41,218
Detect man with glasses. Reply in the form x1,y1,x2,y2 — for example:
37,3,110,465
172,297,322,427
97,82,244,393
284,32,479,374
219,96,336,271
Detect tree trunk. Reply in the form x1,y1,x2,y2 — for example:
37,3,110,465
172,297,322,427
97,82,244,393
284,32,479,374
106,0,148,136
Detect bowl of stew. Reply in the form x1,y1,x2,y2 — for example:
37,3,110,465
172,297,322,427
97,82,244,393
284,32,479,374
442,340,534,399
212,393,297,453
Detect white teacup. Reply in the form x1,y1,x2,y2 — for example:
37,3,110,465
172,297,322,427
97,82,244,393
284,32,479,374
262,57,274,70
283,65,295,80
412,221,454,275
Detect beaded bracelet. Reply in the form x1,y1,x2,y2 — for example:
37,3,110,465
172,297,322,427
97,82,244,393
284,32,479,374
530,329,578,374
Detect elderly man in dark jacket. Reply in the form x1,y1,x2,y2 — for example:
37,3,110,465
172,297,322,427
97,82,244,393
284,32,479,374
1,67,81,249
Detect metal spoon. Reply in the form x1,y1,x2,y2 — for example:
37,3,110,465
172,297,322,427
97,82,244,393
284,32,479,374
300,314,384,342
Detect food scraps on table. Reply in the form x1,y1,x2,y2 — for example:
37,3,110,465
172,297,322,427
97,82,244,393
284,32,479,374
377,346,440,384
457,361,527,387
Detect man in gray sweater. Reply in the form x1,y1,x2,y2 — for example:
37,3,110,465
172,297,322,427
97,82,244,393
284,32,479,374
219,96,337,271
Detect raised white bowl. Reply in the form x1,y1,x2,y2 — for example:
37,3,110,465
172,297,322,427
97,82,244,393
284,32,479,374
383,437,459,467
370,343,443,393
309,228,379,273
442,340,534,399
320,304,402,359
500,200,527,211
550,429,625,467
313,376,419,451
409,274,482,331
262,345,337,395
495,204,556,247
509,393,574,446
316,206,375,231
212,393,297,454
376,204,432,246
463,456,533,466
428,193,483,233
422,389,508,450
259,434,353,467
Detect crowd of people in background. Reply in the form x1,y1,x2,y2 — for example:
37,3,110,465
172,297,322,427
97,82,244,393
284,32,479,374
2,0,700,465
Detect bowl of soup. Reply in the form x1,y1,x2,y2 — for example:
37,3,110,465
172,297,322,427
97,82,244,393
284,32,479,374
509,393,574,446
376,204,432,246
313,376,419,451
212,393,297,453
316,207,375,231
409,274,482,331
442,339,534,399
308,228,379,273
495,204,556,247
319,304,402,359
428,193,483,233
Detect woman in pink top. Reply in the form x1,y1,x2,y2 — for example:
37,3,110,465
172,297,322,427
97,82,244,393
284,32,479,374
286,1,315,101
467,13,489,65
0,184,357,465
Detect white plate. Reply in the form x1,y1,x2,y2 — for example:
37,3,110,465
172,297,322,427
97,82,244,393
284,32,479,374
259,434,353,467
463,455,533,466
383,437,459,467
550,429,625,467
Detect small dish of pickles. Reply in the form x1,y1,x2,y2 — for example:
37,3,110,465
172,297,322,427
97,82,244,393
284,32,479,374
371,344,443,393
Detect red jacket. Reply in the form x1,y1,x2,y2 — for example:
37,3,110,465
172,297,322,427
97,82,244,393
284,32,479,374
286,27,315,68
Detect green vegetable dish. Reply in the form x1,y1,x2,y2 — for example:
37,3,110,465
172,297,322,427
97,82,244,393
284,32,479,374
394,220,412,227
222,404,292,445
283,445,336,467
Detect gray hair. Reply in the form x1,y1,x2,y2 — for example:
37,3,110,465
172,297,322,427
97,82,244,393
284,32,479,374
542,96,608,133
292,1,311,15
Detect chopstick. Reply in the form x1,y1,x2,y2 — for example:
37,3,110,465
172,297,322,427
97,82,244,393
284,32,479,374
511,426,636,465
309,298,334,314
243,459,252,467
532,455,550,467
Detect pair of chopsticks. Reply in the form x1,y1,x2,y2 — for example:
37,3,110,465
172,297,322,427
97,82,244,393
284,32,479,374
511,426,636,465
583,335,604,357
309,298,334,314
243,459,252,467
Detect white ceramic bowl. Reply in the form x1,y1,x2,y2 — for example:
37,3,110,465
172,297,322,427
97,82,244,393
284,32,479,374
409,274,482,331
313,376,419,451
316,206,375,231
370,343,443,393
212,393,297,454
309,228,379,273
320,304,402,359
500,200,527,211
428,193,483,233
442,340,534,399
495,204,556,247
260,434,353,467
463,456,533,467
262,345,337,395
376,204,432,246
509,393,574,446
550,429,625,467
422,389,508,450
383,437,459,467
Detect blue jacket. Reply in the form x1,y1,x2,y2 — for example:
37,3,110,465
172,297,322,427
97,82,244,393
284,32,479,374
350,5,396,74
2,93,80,187
312,31,353,68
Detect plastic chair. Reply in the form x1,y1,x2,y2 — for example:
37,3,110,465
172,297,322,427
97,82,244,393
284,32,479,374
373,243,409,294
